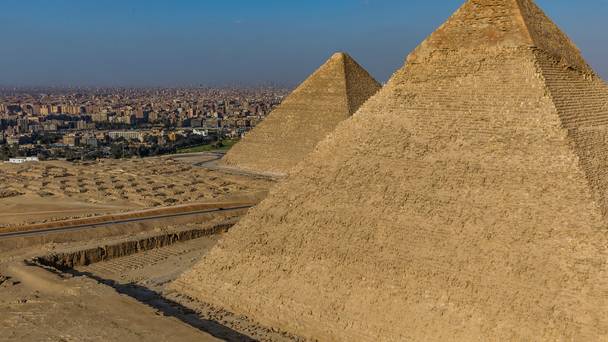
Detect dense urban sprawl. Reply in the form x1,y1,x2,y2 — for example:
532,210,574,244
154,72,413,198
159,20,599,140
0,87,288,161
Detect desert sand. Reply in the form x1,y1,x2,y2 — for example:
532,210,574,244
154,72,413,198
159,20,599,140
0,219,303,341
0,221,241,342
0,154,272,227
0,153,277,341
0,261,221,342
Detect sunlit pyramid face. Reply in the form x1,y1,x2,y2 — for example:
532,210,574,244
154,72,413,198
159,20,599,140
220,52,381,175
174,0,608,340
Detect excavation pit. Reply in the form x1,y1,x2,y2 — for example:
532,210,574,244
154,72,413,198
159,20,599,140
30,220,304,342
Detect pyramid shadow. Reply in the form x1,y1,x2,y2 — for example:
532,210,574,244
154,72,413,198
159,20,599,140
65,268,256,342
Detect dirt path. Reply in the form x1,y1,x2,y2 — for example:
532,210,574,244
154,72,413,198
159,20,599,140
192,152,286,180
0,203,253,237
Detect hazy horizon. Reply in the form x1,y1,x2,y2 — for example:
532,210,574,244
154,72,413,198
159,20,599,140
1,0,606,87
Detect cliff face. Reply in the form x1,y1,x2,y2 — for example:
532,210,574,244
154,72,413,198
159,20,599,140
220,52,380,175
174,0,608,340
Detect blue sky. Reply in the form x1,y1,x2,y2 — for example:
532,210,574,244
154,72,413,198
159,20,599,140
0,0,606,87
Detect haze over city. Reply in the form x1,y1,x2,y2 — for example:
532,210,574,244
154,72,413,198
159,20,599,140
1,0,607,87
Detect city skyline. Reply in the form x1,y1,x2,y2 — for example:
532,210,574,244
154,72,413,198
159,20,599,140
1,0,607,87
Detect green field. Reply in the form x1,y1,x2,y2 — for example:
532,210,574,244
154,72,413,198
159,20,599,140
176,139,238,154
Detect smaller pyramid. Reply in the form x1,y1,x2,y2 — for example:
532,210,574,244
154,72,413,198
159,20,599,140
220,52,381,175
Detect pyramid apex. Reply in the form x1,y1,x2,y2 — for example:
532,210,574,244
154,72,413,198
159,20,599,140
218,52,380,174
408,0,592,73
330,52,350,61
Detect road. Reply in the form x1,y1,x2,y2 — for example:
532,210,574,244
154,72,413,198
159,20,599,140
0,205,253,239
188,152,284,180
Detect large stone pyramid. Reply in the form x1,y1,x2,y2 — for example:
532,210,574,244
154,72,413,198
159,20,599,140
220,52,380,175
174,0,608,340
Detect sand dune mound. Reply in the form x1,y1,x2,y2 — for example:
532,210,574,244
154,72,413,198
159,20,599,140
0,188,23,199
220,52,381,175
175,0,608,340
0,157,273,226
0,274,12,287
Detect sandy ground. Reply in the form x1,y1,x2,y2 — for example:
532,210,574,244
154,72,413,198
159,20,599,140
0,223,301,342
0,222,229,342
0,154,272,227
0,261,221,342
0,153,287,341
74,236,301,341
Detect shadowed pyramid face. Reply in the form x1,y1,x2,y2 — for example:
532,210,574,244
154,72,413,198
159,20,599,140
174,1,608,341
220,52,381,175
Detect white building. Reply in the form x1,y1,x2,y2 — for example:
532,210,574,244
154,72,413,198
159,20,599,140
8,158,25,164
192,128,209,136
7,157,39,164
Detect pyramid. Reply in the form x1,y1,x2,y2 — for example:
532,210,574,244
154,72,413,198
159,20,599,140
174,0,608,340
220,52,381,175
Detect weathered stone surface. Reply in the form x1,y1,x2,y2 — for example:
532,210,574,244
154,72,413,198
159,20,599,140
35,221,235,269
220,52,380,175
174,0,608,340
